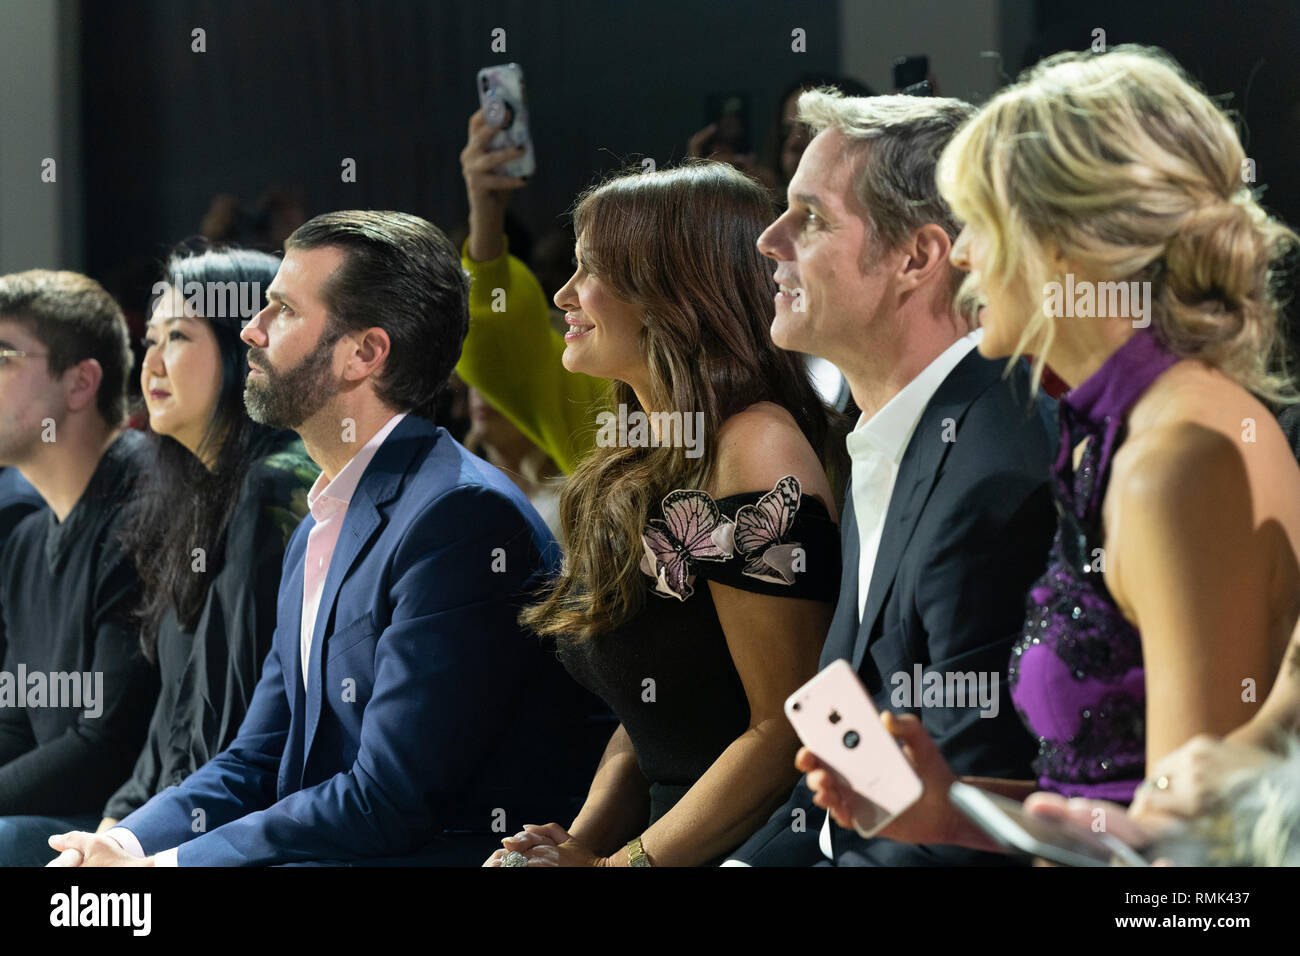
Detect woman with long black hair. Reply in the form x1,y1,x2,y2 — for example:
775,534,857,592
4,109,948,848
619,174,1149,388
97,245,317,835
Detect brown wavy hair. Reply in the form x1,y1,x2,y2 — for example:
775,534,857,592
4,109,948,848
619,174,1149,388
521,160,835,642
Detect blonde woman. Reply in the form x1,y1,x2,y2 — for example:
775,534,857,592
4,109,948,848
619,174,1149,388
805,46,1300,853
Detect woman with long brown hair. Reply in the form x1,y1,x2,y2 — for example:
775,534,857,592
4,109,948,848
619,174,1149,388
475,159,842,867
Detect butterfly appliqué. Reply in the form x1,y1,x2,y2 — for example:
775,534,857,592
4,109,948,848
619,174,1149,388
733,475,803,585
639,475,804,600
639,490,735,601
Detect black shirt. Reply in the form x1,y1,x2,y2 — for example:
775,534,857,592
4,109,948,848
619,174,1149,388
103,440,317,820
0,431,158,815
557,480,839,839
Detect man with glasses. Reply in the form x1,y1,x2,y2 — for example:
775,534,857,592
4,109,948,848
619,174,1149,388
0,270,158,865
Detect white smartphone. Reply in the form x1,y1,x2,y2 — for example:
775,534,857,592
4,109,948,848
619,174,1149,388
784,659,923,837
476,63,535,178
948,781,1150,867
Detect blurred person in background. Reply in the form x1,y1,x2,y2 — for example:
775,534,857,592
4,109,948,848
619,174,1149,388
462,381,563,542
686,73,874,200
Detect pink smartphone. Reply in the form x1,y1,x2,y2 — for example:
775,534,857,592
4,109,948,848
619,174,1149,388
784,658,923,837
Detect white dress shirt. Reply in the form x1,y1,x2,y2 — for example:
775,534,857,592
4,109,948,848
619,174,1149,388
817,328,982,858
722,330,983,866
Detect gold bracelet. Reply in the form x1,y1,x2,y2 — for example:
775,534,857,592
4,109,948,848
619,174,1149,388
625,835,652,867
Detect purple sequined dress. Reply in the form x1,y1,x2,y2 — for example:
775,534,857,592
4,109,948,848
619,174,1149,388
1009,329,1180,803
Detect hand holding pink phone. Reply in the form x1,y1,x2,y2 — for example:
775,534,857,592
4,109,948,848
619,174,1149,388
785,659,923,837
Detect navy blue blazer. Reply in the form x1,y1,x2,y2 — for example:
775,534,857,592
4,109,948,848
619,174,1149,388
729,352,1056,866
119,414,603,865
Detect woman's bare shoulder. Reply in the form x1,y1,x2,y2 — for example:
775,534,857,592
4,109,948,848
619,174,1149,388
712,403,836,518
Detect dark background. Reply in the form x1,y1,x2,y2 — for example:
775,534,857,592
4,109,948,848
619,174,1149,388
78,0,840,284
62,0,1300,350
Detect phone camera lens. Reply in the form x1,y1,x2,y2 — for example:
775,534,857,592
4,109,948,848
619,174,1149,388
843,730,860,749
791,701,801,711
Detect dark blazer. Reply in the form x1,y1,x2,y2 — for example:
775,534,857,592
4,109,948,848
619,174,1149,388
118,414,603,865
729,351,1057,866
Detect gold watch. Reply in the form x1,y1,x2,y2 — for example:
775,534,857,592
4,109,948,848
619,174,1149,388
625,835,652,867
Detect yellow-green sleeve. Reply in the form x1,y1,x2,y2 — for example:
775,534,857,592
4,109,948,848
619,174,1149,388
456,240,608,474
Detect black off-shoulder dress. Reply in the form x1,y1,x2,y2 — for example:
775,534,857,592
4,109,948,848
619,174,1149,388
557,475,840,860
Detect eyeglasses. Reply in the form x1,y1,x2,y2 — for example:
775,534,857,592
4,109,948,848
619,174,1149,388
0,349,49,368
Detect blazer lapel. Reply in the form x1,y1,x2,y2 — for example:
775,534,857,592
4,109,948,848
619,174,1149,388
850,351,1001,671
301,492,383,755
301,416,439,758
278,533,310,796
819,489,861,668
850,444,942,671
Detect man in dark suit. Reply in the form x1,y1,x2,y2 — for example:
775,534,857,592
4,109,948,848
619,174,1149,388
726,91,1056,865
52,211,601,866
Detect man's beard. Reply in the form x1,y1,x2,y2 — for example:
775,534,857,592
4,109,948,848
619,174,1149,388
244,327,343,430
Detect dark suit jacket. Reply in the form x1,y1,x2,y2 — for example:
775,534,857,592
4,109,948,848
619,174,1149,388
119,414,604,865
729,351,1056,866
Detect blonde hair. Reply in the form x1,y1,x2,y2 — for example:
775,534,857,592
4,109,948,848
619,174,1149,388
937,45,1298,399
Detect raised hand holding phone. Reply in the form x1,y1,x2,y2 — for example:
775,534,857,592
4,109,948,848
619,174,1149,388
475,63,535,178
461,107,528,263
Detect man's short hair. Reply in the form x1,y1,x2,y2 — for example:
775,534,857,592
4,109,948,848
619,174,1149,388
798,89,975,262
284,210,470,421
0,270,131,426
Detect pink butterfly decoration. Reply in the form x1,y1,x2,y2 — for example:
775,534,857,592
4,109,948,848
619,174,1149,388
639,490,735,601
733,475,803,585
